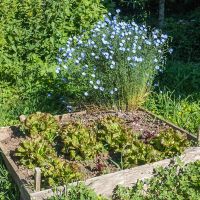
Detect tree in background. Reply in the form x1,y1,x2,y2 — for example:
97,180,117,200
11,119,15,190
159,0,165,27
103,0,200,26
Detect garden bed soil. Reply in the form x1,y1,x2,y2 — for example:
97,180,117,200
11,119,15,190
0,108,198,199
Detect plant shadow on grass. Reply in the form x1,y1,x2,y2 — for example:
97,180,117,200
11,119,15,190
159,61,200,99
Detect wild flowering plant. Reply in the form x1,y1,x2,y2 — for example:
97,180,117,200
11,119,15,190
56,10,170,110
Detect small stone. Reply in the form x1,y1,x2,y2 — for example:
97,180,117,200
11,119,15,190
19,115,26,123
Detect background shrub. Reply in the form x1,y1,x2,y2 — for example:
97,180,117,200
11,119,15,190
164,7,200,62
102,0,148,22
0,0,106,66
0,0,106,125
159,61,200,97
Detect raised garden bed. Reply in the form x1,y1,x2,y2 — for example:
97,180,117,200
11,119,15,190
0,108,199,200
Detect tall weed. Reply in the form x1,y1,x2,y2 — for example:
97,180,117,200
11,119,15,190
144,91,200,134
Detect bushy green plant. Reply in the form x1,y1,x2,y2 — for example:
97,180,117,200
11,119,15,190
0,0,106,126
0,0,106,66
112,160,200,200
15,138,57,168
15,138,83,187
0,71,73,127
95,116,158,168
0,82,21,126
60,121,103,161
160,61,200,97
41,157,83,187
49,183,107,200
23,112,59,143
122,141,160,168
164,7,200,62
96,116,132,151
57,11,169,110
150,129,190,158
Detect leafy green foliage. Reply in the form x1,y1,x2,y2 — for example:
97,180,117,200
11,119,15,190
16,113,83,187
0,156,19,200
96,116,132,151
0,82,20,126
15,112,191,188
0,0,106,66
164,8,200,62
60,116,134,162
60,121,103,161
15,138,83,187
41,157,82,187
49,183,107,200
95,116,159,168
122,141,160,168
144,91,200,134
160,61,200,97
112,160,200,200
0,0,106,127
23,112,59,142
15,138,57,168
95,116,189,168
150,129,190,158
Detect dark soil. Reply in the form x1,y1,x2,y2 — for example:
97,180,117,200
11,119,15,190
65,109,171,140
